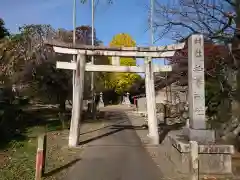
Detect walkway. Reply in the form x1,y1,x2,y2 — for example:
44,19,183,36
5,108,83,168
64,106,163,180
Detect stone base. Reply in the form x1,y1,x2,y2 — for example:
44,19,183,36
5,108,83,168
185,128,216,143
98,102,104,108
156,113,164,123
166,130,234,174
147,134,159,145
137,111,147,117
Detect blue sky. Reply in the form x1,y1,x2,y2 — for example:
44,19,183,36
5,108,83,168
0,0,173,65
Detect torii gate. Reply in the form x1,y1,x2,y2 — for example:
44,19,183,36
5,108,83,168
45,40,185,147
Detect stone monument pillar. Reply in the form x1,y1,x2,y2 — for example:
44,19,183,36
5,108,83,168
187,34,215,143
164,34,234,175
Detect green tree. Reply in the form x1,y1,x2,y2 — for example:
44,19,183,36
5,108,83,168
0,18,10,84
0,18,9,39
0,24,69,108
108,33,141,94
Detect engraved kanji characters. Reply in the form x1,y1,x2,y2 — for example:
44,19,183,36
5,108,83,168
195,49,203,57
194,37,202,45
194,107,205,116
193,93,202,99
194,36,203,58
193,64,203,72
193,76,204,88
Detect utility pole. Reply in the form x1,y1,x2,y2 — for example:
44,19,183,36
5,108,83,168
68,0,78,147
150,0,154,45
91,0,96,119
72,0,76,103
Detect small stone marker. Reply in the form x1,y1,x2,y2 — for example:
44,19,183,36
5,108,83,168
122,92,131,107
35,134,47,180
99,92,104,108
125,92,131,107
189,141,199,180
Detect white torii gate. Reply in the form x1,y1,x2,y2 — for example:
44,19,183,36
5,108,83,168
46,41,185,147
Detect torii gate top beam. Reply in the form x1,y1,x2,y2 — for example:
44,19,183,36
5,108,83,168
45,40,185,58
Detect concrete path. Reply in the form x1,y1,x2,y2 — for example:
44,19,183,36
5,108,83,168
64,106,163,180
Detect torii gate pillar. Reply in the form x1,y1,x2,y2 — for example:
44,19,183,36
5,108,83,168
69,54,86,147
145,57,159,144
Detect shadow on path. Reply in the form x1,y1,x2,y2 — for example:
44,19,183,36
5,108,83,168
80,120,128,136
111,124,147,130
44,158,81,177
158,123,184,144
79,128,125,145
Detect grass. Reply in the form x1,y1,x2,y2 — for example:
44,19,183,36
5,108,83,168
0,129,84,180
0,139,36,180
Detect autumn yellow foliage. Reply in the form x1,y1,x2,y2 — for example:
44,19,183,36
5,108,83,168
107,33,141,94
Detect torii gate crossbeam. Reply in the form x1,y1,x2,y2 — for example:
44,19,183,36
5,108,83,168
56,62,172,73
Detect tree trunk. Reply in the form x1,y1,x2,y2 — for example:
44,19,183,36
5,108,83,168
59,100,66,112
58,98,67,129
